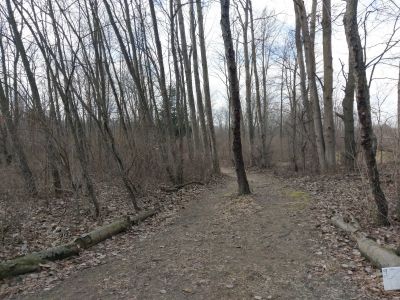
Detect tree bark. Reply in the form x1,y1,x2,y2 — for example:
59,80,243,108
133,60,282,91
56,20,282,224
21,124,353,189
196,0,220,174
170,0,184,184
241,0,255,166
343,0,389,225
249,0,267,167
149,0,173,138
397,62,400,218
342,53,356,170
294,0,327,172
322,0,336,169
293,5,318,171
220,0,250,195
189,0,210,164
176,0,201,152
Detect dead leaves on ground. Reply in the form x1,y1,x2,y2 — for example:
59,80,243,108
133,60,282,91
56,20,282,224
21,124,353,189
275,168,400,299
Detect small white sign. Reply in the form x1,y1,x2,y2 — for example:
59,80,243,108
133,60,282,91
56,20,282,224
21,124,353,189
382,267,400,291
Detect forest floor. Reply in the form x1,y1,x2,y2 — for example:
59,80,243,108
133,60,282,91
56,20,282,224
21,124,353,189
2,168,400,299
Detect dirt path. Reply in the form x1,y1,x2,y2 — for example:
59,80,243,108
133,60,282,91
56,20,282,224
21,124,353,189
20,169,364,300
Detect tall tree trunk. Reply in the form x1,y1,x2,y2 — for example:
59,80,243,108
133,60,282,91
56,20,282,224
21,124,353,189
293,0,327,172
261,30,271,164
196,0,220,174
290,62,299,172
176,0,201,153
170,0,184,184
342,53,356,170
148,0,173,137
189,0,209,164
397,62,400,218
220,0,250,195
148,0,178,183
249,0,267,167
344,0,389,225
322,0,336,169
241,0,255,165
294,6,318,171
279,65,284,158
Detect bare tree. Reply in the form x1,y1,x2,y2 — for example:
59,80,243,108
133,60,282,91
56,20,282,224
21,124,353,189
293,5,318,171
189,0,209,163
397,61,400,218
344,0,389,225
249,0,267,167
237,0,255,166
196,0,220,174
176,0,201,153
293,0,327,172
322,0,335,169
220,0,250,195
341,55,356,170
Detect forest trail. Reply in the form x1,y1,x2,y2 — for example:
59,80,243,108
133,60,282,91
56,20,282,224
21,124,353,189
21,169,364,300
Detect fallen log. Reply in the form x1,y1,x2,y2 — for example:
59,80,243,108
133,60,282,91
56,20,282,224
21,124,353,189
0,209,157,279
331,215,400,268
74,209,157,249
331,215,360,234
161,181,204,193
131,208,158,225
74,216,131,249
0,243,79,279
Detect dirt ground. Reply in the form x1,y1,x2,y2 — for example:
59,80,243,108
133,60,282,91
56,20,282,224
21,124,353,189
13,168,372,300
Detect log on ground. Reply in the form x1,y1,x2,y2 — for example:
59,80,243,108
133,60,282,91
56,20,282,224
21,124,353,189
161,181,204,193
331,215,400,268
74,216,131,249
0,243,79,279
0,209,157,279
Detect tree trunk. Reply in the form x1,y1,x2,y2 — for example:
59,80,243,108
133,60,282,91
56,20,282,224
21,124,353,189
170,0,184,184
291,62,299,172
293,6,318,171
294,0,327,172
0,209,156,279
343,0,389,225
331,215,400,268
189,0,210,164
397,62,400,218
220,0,250,195
196,0,220,174
249,0,267,167
342,53,356,170
176,0,201,153
241,0,255,166
322,0,336,169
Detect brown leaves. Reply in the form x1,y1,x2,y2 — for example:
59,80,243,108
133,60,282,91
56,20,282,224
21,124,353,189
276,170,400,299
